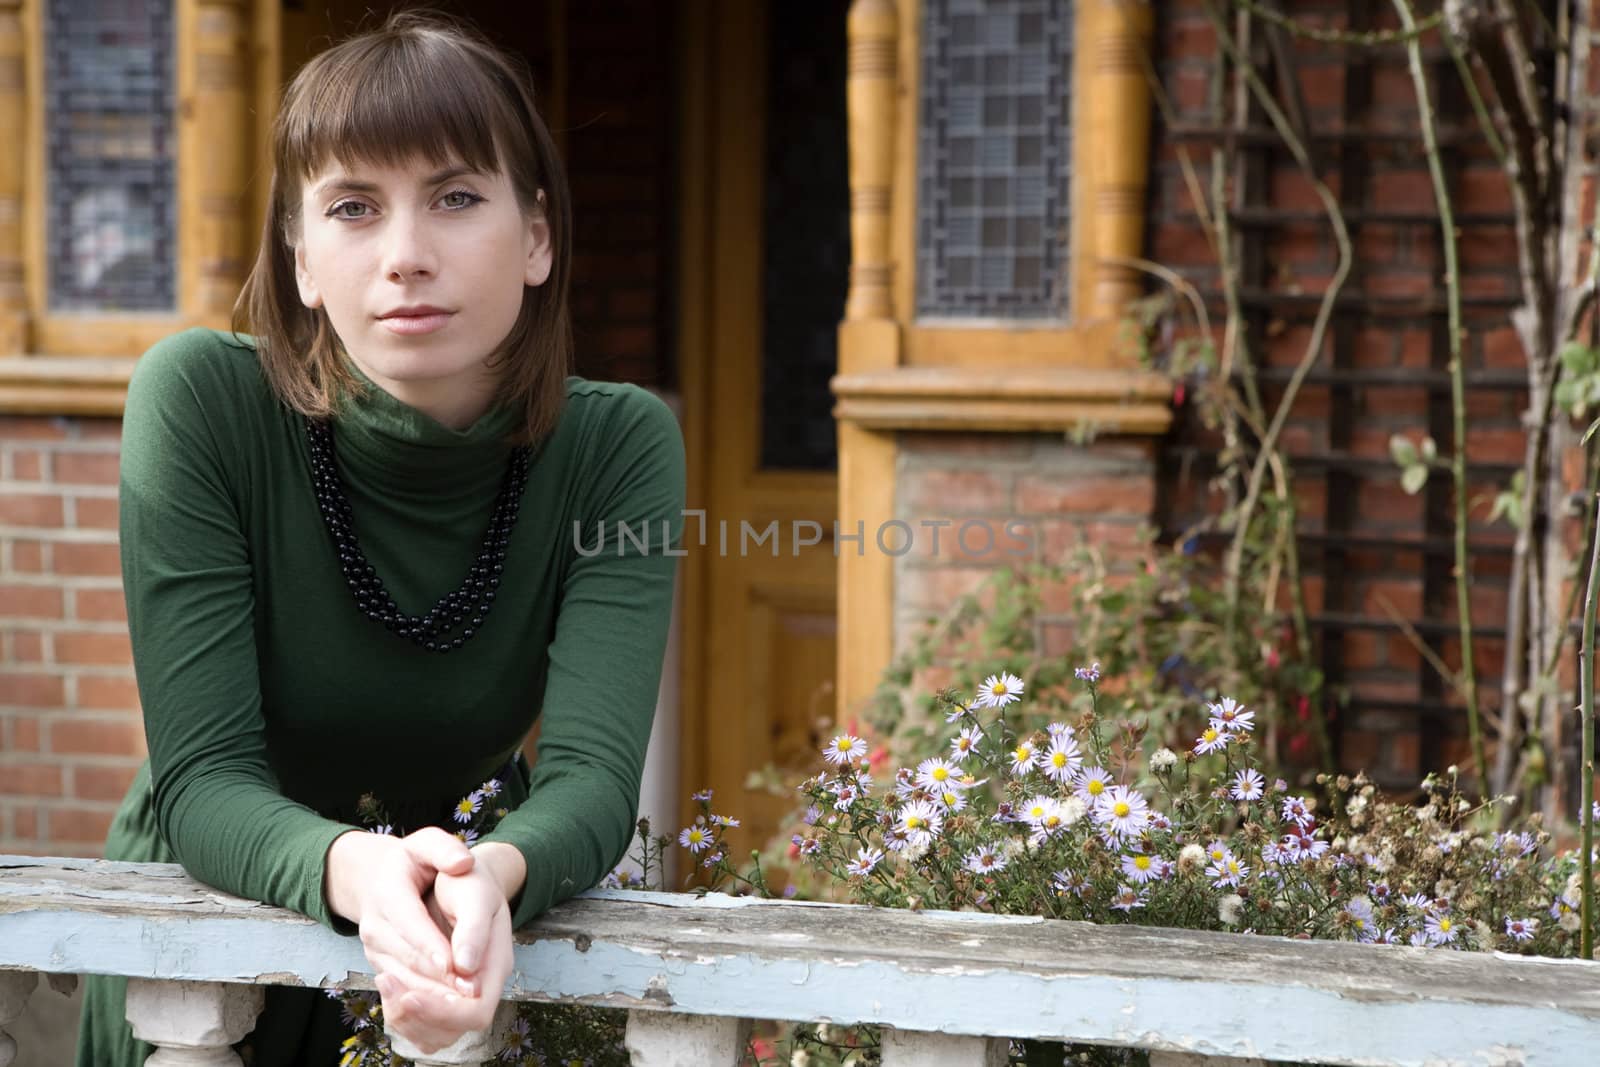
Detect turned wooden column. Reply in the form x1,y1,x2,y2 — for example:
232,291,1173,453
0,0,26,354
0,972,37,1067
1087,0,1154,321
186,0,252,320
386,1001,518,1067
844,0,897,326
624,1011,752,1067
124,979,264,1067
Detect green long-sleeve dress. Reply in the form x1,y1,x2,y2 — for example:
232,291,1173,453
76,328,685,1066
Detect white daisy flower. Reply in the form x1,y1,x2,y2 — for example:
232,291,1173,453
1040,735,1083,783
1149,747,1178,773
1193,725,1229,755
1109,885,1147,911
1074,765,1114,806
691,789,714,802
1423,912,1458,946
845,846,883,877
1280,796,1314,828
452,791,484,824
1504,916,1538,942
479,778,503,799
1019,794,1056,826
1208,696,1255,733
454,828,478,846
678,823,713,853
1121,851,1162,884
915,756,962,791
1095,785,1149,839
896,800,944,848
1341,897,1377,942
1008,740,1039,776
1052,869,1090,898
1231,768,1265,801
1206,852,1249,888
963,845,1008,875
823,734,865,765
975,672,1025,708
935,788,968,813
710,813,741,827
1047,721,1075,743
1073,662,1101,682
949,726,983,762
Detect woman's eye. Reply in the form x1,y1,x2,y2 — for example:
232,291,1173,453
442,189,483,209
328,201,368,220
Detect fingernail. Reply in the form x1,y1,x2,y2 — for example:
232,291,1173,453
455,976,475,996
459,951,479,972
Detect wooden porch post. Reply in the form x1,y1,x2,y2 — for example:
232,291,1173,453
0,0,25,354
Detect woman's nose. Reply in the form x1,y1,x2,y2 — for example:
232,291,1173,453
380,213,437,281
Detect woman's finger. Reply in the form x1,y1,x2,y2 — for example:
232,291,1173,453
368,888,456,981
403,827,475,879
376,974,458,1053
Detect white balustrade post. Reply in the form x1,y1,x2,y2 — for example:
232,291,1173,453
387,1001,518,1066
0,972,38,1067
879,1029,1008,1066
125,979,264,1067
1148,1054,1268,1067
624,1010,751,1067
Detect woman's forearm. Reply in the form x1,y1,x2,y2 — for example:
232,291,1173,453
471,841,528,904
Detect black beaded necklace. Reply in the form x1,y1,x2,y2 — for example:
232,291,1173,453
305,417,531,654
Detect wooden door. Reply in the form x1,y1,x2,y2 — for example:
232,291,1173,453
677,0,849,865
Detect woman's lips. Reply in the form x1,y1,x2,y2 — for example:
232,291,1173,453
378,311,454,336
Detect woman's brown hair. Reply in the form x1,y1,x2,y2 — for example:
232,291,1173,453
234,10,572,446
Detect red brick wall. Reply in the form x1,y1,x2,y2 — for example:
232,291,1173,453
0,415,141,857
893,434,1157,660
1145,0,1583,782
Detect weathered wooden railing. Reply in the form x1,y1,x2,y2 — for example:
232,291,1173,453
4,855,1600,1066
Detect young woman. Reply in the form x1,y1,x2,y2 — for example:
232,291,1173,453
77,12,684,1064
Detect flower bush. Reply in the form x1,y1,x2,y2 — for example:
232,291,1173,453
335,666,1598,1066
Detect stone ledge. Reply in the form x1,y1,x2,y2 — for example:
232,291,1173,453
0,357,136,417
831,366,1174,435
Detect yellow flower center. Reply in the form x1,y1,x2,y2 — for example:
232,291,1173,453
1044,815,1060,829
993,683,1009,696
1052,752,1068,768
1438,918,1452,932
839,738,856,752
1211,849,1225,861
932,766,949,782
1087,779,1105,796
1354,917,1366,929
1134,855,1151,871
1203,728,1219,744
906,816,925,830
1227,860,1240,875
1113,801,1131,818
941,792,960,807
689,829,705,844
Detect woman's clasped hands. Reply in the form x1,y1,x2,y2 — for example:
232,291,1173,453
325,826,520,1053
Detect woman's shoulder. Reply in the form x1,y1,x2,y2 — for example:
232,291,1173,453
127,327,270,414
559,377,681,448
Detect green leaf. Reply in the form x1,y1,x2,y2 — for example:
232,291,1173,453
1420,436,1437,464
1583,415,1600,447
1401,464,1429,495
1389,434,1418,467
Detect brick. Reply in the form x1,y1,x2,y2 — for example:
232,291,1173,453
53,451,120,486
0,762,63,795
7,539,46,572
72,762,140,803
905,517,1036,564
1015,474,1155,517
0,671,64,707
1457,167,1513,216
73,587,128,623
1360,578,1424,619
47,805,115,847
1480,327,1524,369
76,420,123,441
900,433,1035,460
76,673,140,711
897,565,997,614
50,716,145,757
0,583,64,618
901,470,1010,515
1370,170,1434,214
0,416,68,440
1464,428,1527,465
73,496,120,530
12,804,36,838
1385,732,1421,778
0,493,65,527
9,629,44,662
54,630,133,666
8,714,39,750
53,541,121,576
9,449,44,481
1341,728,1379,771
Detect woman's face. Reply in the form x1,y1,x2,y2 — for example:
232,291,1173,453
293,155,552,427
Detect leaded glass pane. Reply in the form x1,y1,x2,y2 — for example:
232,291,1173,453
46,0,177,312
917,0,1071,319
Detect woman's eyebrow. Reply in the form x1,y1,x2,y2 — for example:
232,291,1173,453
312,165,481,198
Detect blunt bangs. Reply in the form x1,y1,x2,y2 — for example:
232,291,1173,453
234,10,574,448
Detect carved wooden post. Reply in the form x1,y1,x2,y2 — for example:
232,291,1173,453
1087,0,1154,321
124,979,263,1067
187,0,252,320
0,0,26,354
844,0,897,325
879,1029,1008,1067
386,1001,518,1066
624,1011,751,1067
0,971,37,1067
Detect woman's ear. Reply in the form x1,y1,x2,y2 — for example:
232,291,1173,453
293,241,324,309
524,193,553,288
